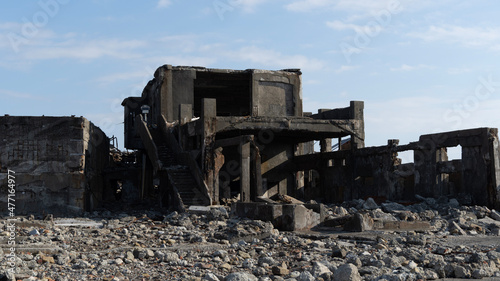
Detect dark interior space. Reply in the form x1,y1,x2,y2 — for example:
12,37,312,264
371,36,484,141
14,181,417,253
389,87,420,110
194,71,252,117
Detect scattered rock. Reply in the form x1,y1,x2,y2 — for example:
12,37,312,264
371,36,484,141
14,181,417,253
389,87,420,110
334,263,361,281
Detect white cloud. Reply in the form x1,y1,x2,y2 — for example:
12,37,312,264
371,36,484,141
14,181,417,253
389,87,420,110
286,0,403,13
229,46,325,71
24,39,146,60
334,65,358,73
0,89,42,100
157,0,172,9
326,20,386,36
409,25,500,50
390,64,433,72
233,0,268,13
96,71,152,85
447,67,473,75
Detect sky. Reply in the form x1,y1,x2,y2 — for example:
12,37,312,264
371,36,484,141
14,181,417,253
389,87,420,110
1,0,500,160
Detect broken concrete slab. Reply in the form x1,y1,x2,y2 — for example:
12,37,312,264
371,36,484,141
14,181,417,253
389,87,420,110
233,202,324,231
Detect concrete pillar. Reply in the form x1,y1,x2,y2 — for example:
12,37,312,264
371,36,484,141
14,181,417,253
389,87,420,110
489,129,500,209
414,138,438,198
463,145,488,205
251,143,263,201
179,104,192,125
201,99,217,170
349,101,365,149
158,65,174,122
178,104,192,150
240,140,251,202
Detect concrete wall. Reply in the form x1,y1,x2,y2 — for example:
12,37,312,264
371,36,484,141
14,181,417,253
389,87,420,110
310,128,500,209
252,69,302,117
0,116,109,215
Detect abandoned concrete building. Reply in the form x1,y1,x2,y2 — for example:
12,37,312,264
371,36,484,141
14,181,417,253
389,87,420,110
1,65,500,223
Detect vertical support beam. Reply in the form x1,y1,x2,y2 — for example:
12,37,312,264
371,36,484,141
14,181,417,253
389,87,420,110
179,104,192,125
201,98,217,171
489,128,500,209
436,147,448,197
251,143,263,200
463,145,488,205
158,65,174,122
414,137,438,198
240,140,251,202
179,104,192,150
350,101,365,149
201,98,217,203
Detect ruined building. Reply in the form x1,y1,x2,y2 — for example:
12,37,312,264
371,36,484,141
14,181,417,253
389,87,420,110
121,65,500,213
1,65,499,217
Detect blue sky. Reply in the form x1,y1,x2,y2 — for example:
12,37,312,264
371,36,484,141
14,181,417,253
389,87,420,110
1,0,500,157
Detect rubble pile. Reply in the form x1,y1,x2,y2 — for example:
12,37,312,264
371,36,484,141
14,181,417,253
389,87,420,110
1,197,500,281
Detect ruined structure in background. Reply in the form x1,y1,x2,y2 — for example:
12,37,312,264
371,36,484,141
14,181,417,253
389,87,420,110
0,116,109,215
1,65,499,221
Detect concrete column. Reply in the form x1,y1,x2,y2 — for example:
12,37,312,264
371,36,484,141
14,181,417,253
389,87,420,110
240,140,251,202
179,104,192,125
349,101,365,149
489,129,500,209
178,104,192,150
251,143,263,201
463,145,487,205
201,99,217,172
159,65,174,122
414,138,437,198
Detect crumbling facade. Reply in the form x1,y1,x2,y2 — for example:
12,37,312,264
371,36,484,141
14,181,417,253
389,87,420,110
0,116,109,215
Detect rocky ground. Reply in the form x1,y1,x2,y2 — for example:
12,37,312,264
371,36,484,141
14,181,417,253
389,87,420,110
1,197,500,281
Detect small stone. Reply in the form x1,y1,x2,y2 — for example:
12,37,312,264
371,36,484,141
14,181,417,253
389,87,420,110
225,272,258,281
126,251,135,260
203,273,220,281
334,263,361,281
312,261,332,278
454,265,470,278
164,252,179,262
41,254,55,264
381,202,408,213
407,260,418,270
213,250,228,258
272,262,289,276
297,271,315,281
491,209,500,221
220,263,232,271
239,251,251,259
29,229,40,236
363,197,379,210
332,246,348,258
114,258,124,265
344,213,373,232
450,221,467,235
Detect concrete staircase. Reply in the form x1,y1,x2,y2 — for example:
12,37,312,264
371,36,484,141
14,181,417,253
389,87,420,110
154,132,208,208
165,166,207,206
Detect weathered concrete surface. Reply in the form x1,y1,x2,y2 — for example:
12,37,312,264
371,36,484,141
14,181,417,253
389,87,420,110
233,202,323,231
0,116,109,215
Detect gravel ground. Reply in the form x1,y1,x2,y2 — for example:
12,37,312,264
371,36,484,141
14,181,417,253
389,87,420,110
1,197,500,281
